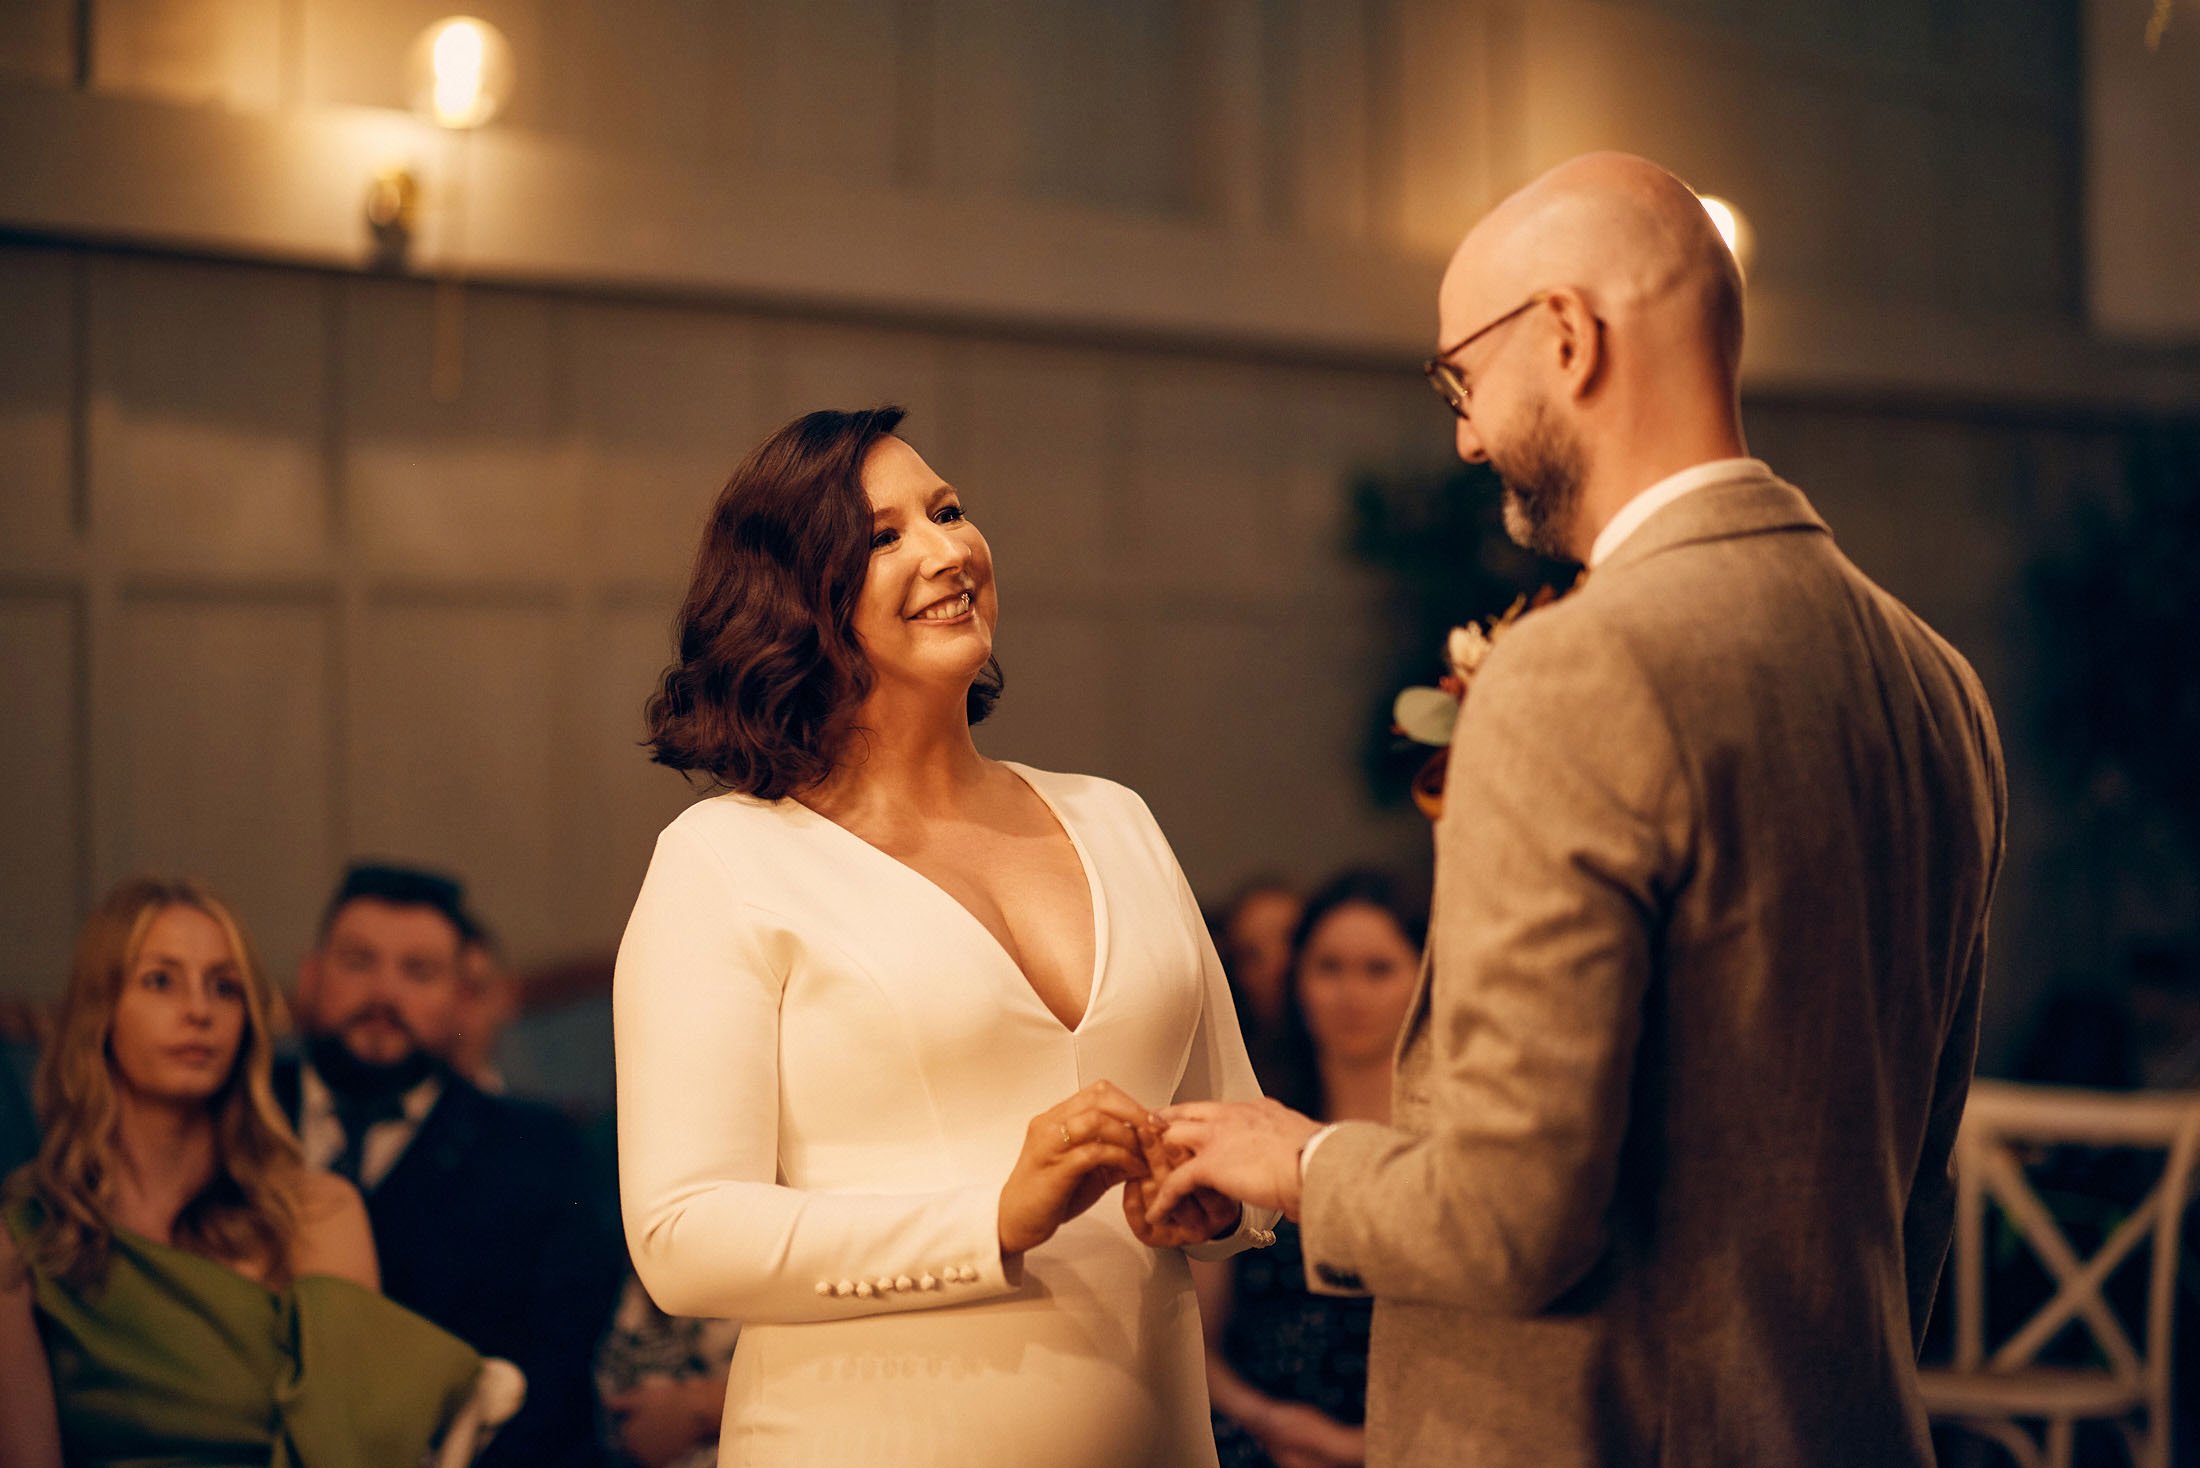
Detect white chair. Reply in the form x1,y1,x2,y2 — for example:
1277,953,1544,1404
433,1357,527,1468
1919,1080,2200,1468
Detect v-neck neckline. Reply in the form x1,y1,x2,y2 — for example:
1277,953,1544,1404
789,762,1109,1035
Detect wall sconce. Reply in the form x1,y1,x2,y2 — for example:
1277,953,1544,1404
364,15,517,401
365,18,515,247
1696,194,1756,276
408,16,516,130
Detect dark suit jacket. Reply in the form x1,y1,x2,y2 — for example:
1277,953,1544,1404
1302,472,2007,1466
277,1059,623,1468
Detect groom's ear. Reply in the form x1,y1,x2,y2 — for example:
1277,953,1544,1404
1544,288,1604,399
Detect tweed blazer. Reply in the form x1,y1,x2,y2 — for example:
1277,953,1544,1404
1301,469,2006,1467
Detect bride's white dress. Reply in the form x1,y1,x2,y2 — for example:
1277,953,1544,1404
614,763,1272,1467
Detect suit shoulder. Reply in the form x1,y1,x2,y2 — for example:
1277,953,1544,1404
1472,586,1650,691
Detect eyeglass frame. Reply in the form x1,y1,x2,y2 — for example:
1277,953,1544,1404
1421,291,1555,420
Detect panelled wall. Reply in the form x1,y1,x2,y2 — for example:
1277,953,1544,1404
0,237,2145,1073
0,242,1445,1002
3,0,2192,1069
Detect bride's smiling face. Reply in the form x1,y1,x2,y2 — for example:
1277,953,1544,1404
852,435,998,692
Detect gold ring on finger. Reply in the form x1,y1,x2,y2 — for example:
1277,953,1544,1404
1060,1121,1073,1147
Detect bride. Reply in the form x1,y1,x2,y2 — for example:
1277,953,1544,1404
614,405,1276,1466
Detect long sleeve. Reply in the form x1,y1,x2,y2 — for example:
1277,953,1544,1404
614,819,1020,1324
1903,674,2005,1353
1149,809,1281,1262
1300,607,1689,1312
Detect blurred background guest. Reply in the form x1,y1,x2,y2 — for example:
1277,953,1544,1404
594,1273,739,1468
1,876,480,1467
1197,869,1427,1468
0,1001,42,1181
449,923,523,1095
1215,877,1305,1094
280,862,624,1468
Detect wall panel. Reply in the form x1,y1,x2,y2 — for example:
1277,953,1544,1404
0,0,73,84
0,595,80,996
975,610,1130,788
736,0,906,187
0,247,77,571
347,598,563,960
761,320,951,448
930,0,1196,216
344,279,576,579
1123,360,1301,600
91,257,329,577
562,604,702,950
91,0,285,110
109,596,336,972
567,300,763,587
1119,609,1422,897
956,343,1127,595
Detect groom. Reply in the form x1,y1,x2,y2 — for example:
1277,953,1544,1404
1151,153,2006,1466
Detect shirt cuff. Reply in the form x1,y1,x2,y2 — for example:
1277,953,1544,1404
1298,1121,1343,1182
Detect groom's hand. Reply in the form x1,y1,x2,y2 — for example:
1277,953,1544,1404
1122,1123,1241,1248
1148,1099,1322,1223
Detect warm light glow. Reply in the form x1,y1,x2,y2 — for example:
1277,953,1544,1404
406,17,514,129
1697,193,1756,274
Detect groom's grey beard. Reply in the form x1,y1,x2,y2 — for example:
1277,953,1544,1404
1496,402,1585,561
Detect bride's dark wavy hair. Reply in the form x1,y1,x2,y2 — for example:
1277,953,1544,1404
645,406,1003,799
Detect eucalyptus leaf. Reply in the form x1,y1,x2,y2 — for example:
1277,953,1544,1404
1393,686,1460,746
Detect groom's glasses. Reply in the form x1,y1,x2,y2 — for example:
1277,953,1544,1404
1421,293,1549,420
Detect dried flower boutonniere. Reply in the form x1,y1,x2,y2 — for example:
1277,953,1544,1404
1391,574,1583,820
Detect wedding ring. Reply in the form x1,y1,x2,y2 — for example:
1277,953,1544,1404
1059,1121,1073,1148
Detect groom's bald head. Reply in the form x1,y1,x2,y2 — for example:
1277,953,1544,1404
1445,152,1743,387
1437,153,1748,560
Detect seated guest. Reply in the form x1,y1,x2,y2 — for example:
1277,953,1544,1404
1,876,480,1467
1215,877,1304,1092
279,862,624,1468
1196,870,1426,1468
449,923,522,1094
0,1000,42,1179
594,1270,739,1468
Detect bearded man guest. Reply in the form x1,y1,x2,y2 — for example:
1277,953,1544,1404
279,863,625,1468
1148,153,2007,1467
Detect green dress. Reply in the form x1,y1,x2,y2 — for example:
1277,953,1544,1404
5,1196,482,1468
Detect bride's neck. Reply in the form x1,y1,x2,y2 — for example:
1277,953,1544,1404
803,681,985,823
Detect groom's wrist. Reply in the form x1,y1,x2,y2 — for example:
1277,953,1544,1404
1296,1123,1342,1184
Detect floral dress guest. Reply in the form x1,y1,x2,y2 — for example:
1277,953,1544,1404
595,1269,740,1468
0,876,482,1468
1195,871,1425,1468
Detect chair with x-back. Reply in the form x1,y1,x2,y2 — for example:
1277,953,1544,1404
1919,1079,2200,1468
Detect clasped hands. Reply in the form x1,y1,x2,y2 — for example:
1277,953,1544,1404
997,1081,1324,1259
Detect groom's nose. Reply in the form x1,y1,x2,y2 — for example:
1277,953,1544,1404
1455,415,1489,465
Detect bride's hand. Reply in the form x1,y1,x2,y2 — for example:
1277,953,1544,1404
1123,1125,1240,1249
998,1080,1155,1258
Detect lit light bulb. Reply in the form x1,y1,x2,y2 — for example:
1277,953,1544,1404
406,17,514,130
1696,194,1755,275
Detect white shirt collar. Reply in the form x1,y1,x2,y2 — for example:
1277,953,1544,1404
1588,458,1771,568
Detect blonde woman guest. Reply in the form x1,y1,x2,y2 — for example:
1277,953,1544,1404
617,406,1277,1467
0,877,482,1468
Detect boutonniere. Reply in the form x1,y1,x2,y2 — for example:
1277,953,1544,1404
1391,574,1583,820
